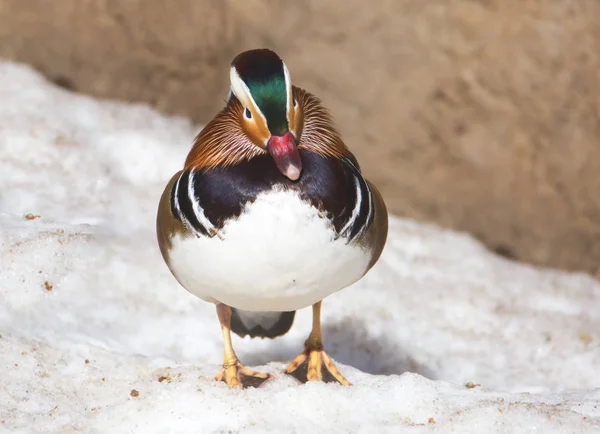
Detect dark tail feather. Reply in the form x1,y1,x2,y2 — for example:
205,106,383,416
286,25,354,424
230,309,296,339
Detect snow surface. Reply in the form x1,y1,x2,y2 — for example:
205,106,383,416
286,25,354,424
0,61,599,433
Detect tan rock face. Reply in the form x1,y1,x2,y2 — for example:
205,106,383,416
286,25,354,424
0,0,236,116
1,0,599,273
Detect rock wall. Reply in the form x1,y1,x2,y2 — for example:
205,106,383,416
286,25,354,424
1,0,599,274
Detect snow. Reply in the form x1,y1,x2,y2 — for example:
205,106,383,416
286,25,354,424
0,61,599,433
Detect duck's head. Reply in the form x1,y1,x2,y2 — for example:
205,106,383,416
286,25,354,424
186,49,350,178
229,49,303,181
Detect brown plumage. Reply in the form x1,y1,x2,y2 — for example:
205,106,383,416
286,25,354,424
184,87,353,172
156,170,186,258
363,180,388,269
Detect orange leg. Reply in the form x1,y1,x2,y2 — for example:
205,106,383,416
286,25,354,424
213,303,271,388
285,301,351,385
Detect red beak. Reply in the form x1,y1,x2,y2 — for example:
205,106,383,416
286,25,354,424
267,132,302,181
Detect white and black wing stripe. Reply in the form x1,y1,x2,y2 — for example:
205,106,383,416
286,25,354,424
339,159,374,243
170,170,218,237
170,157,373,243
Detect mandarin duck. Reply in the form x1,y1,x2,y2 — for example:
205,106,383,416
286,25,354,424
157,49,388,388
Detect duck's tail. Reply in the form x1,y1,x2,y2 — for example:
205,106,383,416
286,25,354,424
230,309,296,339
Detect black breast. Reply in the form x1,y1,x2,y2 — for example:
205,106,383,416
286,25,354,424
172,150,373,241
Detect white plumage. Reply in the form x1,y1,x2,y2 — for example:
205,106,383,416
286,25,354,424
167,188,371,312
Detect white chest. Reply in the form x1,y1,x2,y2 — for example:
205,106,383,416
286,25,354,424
167,189,371,311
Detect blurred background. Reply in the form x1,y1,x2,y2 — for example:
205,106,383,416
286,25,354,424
1,0,599,275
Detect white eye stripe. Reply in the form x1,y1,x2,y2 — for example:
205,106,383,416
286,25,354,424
229,67,251,108
283,62,293,116
229,66,268,126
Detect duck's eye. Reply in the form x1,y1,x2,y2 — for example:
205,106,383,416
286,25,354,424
244,108,252,119
293,99,298,108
